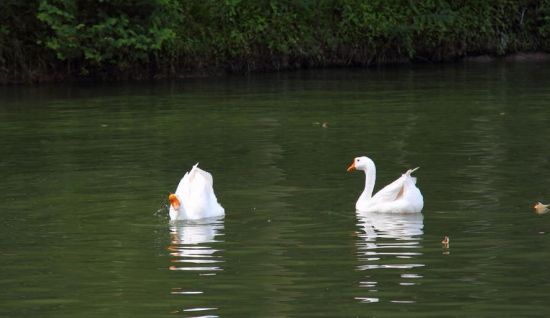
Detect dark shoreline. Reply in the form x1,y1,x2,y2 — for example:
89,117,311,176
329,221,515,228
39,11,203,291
465,52,550,63
2,52,550,86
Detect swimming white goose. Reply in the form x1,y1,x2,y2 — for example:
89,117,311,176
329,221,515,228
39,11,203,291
347,156,423,213
168,163,225,220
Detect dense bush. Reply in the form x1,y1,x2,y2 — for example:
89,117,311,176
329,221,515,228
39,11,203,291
1,0,549,83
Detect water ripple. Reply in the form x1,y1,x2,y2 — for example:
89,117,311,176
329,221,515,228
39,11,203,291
168,219,224,273
355,212,424,304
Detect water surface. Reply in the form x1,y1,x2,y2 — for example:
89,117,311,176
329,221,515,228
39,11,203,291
2,63,550,317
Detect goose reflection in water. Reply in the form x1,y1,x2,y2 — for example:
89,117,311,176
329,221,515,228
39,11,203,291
168,218,224,273
167,218,224,315
355,212,424,304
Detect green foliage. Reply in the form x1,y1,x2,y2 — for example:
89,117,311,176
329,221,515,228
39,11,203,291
538,0,550,49
0,1,49,82
36,0,177,74
2,0,550,82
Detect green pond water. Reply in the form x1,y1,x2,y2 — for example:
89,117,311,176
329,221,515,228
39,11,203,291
2,63,550,317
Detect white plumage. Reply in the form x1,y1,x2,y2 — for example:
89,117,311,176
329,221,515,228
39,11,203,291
348,156,423,213
169,163,225,220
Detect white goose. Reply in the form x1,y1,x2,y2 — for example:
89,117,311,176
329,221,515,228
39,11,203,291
347,156,423,213
168,163,225,220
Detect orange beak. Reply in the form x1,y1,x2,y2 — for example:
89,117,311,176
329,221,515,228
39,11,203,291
168,193,180,209
347,161,356,172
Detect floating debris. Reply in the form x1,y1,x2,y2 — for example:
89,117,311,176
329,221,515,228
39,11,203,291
534,202,549,215
313,121,329,128
441,236,450,248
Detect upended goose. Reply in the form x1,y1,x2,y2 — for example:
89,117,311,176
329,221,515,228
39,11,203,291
168,163,225,220
347,156,423,213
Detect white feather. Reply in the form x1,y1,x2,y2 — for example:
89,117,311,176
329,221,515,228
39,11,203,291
169,163,225,220
350,156,423,213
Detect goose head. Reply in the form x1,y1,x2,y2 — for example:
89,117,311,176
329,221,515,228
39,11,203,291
169,193,181,210
347,156,374,172
169,193,187,219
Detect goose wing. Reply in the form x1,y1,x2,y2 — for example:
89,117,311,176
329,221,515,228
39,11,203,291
370,168,419,205
369,174,407,204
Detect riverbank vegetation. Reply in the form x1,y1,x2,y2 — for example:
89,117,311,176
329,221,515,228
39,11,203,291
2,0,550,83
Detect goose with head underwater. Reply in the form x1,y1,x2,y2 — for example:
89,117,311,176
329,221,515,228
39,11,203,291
347,156,423,213
168,163,225,220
